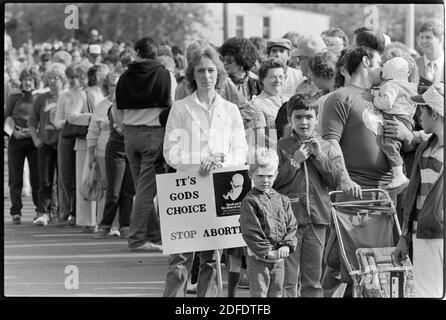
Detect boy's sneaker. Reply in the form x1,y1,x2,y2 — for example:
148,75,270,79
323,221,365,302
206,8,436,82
238,270,249,289
12,215,21,225
386,175,410,190
119,227,130,239
33,214,49,226
22,188,31,197
186,280,198,294
94,226,111,239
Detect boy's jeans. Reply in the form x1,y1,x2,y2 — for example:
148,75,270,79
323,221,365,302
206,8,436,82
247,254,285,297
283,223,326,297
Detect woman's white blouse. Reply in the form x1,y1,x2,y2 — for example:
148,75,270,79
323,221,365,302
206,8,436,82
163,91,248,172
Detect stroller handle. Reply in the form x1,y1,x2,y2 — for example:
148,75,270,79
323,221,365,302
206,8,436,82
329,188,393,206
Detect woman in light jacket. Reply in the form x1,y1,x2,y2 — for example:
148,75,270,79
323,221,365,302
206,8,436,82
53,63,89,226
66,64,108,230
162,44,248,297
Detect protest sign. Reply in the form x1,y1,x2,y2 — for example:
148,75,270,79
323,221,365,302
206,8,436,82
156,166,250,254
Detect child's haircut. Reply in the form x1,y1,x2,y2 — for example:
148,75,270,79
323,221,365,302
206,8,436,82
248,147,279,174
287,93,319,117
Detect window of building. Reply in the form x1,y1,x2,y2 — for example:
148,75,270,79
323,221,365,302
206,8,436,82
263,16,271,38
236,15,244,37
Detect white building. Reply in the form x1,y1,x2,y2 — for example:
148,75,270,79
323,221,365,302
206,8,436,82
190,3,330,46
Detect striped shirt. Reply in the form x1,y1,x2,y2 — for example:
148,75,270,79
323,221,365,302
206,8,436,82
415,144,444,221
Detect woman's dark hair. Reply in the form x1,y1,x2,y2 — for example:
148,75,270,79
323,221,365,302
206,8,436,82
19,67,41,90
309,50,337,81
172,45,183,56
134,37,158,59
257,58,285,84
87,64,110,87
355,29,386,54
218,37,258,72
185,46,227,92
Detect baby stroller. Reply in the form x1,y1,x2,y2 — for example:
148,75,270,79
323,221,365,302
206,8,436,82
329,189,414,298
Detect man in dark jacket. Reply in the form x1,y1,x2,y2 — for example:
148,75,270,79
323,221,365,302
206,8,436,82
115,37,174,251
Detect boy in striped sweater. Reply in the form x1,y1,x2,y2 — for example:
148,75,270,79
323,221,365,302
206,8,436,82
392,83,444,298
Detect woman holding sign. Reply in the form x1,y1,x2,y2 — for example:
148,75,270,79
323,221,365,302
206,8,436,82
163,43,248,297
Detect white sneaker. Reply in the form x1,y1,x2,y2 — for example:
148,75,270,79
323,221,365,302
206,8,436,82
33,214,49,226
108,228,121,237
386,175,410,190
22,188,31,197
186,281,197,294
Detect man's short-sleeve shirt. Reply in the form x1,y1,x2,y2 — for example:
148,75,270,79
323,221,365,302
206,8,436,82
321,85,392,187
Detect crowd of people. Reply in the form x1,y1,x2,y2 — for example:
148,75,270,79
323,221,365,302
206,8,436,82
4,19,444,299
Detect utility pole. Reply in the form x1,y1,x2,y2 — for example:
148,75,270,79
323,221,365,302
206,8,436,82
223,3,228,42
405,4,415,49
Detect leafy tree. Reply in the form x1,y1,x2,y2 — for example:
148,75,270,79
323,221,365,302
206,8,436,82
5,3,209,49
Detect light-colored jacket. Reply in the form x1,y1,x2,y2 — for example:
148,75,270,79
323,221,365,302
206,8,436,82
86,97,112,157
373,79,418,116
163,91,248,172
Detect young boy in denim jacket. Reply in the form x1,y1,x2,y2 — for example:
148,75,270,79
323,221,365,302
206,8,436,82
273,93,343,297
239,147,298,297
393,84,444,298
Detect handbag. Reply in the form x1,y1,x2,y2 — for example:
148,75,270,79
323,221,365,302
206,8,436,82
80,160,104,201
61,121,89,138
61,90,93,139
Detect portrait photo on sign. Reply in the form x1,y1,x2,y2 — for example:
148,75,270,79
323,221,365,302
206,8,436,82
213,170,251,217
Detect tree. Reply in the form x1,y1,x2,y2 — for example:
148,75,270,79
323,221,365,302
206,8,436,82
5,3,209,49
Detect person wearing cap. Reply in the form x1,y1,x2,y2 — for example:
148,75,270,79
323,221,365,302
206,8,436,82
293,34,327,98
415,20,444,92
274,35,327,140
266,38,303,101
392,83,444,298
88,44,102,65
320,28,349,58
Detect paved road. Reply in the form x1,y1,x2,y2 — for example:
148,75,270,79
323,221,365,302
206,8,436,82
3,149,249,298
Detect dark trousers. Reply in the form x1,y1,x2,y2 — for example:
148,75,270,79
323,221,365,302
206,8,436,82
124,125,164,248
7,136,39,215
57,135,76,220
99,138,135,228
37,143,58,214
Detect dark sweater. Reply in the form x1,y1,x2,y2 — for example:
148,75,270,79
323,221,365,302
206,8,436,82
116,59,171,110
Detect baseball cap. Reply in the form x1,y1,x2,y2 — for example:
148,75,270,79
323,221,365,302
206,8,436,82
89,44,101,55
267,38,292,51
295,34,327,58
410,84,444,117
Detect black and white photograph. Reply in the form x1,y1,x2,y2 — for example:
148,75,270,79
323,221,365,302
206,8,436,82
2,1,445,307
213,169,251,217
